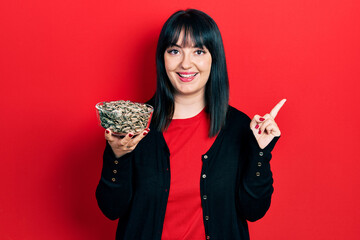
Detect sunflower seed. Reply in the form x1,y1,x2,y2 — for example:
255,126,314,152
96,100,153,135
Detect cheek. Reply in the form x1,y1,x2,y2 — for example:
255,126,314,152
164,59,176,82
198,57,212,72
164,56,178,72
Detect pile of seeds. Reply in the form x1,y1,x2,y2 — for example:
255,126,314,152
96,100,153,135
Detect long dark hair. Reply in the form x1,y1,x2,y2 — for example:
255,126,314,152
152,9,229,137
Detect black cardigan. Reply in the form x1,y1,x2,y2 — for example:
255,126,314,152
96,105,279,240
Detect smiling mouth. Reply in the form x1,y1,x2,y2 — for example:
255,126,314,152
176,72,198,82
176,73,198,78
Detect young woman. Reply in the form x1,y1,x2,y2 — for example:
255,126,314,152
96,9,286,240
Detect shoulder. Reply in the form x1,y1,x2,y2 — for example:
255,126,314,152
226,105,251,127
221,105,253,143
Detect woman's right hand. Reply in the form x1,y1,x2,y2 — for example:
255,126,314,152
105,128,150,158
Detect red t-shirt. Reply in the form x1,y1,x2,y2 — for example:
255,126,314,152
161,108,217,240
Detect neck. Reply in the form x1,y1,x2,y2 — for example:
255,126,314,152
172,91,205,119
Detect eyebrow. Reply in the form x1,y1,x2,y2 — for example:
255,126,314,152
169,43,182,48
169,43,204,49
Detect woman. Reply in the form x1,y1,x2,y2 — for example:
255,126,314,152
96,9,285,240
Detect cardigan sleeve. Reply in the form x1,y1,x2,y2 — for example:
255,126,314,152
95,141,133,220
237,117,279,222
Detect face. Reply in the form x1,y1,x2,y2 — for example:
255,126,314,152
164,31,212,98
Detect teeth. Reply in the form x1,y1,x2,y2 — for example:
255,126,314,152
178,73,197,78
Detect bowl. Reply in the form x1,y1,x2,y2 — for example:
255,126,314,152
95,100,154,136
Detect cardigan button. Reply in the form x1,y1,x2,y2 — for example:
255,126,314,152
113,169,117,174
203,155,208,159
111,178,116,182
257,162,262,167
114,160,119,164
256,172,261,177
205,216,209,220
203,195,207,200
206,236,210,239
202,174,207,179
259,151,264,156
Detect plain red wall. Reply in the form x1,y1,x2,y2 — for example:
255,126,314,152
1,0,359,239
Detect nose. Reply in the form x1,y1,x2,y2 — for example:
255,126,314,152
181,52,192,69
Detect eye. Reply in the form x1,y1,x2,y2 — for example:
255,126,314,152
167,49,179,55
195,49,206,55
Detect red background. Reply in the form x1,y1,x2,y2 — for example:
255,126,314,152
1,0,359,239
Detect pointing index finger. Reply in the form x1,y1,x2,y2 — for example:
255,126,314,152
270,99,287,119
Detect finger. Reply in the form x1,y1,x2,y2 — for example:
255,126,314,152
260,118,278,134
253,113,272,130
105,129,115,142
259,118,274,135
265,124,281,136
254,113,271,123
250,115,262,129
269,99,287,119
128,129,150,147
119,132,135,147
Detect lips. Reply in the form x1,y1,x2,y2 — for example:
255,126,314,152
176,72,198,82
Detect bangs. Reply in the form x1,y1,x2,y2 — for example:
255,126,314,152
159,10,216,54
168,25,205,48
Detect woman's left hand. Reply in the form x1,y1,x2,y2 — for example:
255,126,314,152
250,99,286,149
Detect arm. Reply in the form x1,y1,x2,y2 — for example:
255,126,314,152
95,128,149,220
238,128,279,222
95,141,134,220
237,99,285,221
